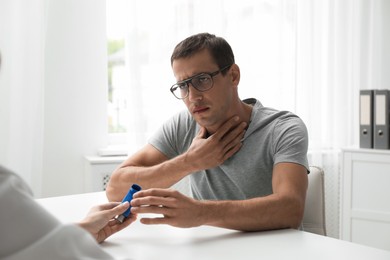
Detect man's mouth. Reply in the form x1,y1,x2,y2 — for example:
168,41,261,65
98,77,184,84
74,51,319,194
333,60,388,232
193,106,209,114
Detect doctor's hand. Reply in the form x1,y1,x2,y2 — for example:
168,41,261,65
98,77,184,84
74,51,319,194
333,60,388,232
130,189,204,228
78,201,137,243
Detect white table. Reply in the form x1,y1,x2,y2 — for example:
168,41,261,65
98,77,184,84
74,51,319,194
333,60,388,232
37,192,390,260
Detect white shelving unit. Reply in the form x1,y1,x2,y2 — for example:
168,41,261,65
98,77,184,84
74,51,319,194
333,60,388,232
340,148,390,251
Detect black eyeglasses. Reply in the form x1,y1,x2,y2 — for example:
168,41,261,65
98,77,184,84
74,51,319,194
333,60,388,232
170,64,232,99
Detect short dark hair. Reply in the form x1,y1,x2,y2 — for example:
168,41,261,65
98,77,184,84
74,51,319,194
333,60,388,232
170,33,235,75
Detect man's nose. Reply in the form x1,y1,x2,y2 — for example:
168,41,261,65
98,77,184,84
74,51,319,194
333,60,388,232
187,84,203,101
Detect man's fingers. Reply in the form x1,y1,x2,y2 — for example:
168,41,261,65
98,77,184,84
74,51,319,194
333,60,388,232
220,121,246,145
221,126,246,154
140,217,168,225
131,205,170,215
196,126,207,139
210,118,246,155
133,188,179,199
223,142,243,161
132,196,175,207
132,194,178,209
211,116,240,140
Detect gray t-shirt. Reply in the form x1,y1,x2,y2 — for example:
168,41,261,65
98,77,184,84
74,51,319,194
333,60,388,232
149,98,309,201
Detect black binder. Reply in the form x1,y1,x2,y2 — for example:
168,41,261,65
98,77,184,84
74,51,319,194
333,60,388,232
359,90,374,148
373,89,390,149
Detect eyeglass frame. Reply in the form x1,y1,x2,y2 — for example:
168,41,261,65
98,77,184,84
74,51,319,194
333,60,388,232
170,64,232,100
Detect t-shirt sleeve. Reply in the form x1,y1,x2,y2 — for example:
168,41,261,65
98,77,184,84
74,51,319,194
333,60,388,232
148,111,191,159
149,110,197,159
148,119,179,159
272,116,309,171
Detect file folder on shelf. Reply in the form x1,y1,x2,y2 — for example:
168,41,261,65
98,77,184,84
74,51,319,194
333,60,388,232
373,89,390,149
360,90,374,148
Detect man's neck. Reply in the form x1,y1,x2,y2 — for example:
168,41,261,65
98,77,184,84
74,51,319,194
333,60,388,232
205,99,253,135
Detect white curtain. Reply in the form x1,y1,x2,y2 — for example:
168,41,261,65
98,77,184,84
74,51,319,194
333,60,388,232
0,0,46,196
296,0,390,238
112,0,389,238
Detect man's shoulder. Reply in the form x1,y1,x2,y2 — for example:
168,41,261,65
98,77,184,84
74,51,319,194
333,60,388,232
248,99,300,122
245,98,306,136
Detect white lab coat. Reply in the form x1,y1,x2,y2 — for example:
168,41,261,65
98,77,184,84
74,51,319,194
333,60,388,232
0,165,114,259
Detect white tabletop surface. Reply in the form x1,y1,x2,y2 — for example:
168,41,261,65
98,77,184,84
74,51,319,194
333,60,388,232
37,191,390,260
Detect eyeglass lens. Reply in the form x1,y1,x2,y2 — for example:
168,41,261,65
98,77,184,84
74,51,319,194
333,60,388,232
173,74,213,99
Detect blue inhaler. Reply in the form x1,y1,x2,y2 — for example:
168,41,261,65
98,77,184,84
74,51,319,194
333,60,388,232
115,184,142,223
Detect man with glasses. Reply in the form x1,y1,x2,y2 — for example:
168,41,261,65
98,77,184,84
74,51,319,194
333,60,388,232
106,33,309,231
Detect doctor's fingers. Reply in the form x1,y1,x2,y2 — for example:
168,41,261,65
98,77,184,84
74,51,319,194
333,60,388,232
108,213,137,227
93,202,122,211
87,202,119,214
96,201,130,220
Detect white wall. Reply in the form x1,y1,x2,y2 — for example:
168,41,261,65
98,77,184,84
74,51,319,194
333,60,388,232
41,0,108,197
0,0,108,197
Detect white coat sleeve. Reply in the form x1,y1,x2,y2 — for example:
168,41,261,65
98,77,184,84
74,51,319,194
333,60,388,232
0,165,114,260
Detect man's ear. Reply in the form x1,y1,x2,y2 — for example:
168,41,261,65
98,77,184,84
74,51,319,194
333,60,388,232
230,64,240,86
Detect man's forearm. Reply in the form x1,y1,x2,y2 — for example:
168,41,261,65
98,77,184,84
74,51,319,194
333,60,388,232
106,153,196,201
199,195,304,231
